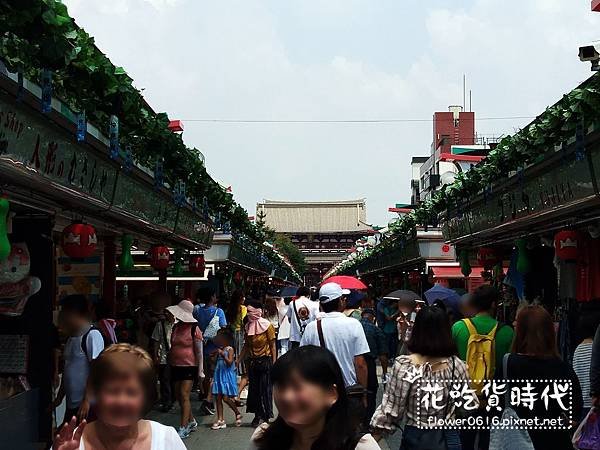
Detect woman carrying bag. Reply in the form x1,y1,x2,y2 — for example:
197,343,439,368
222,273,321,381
371,305,475,449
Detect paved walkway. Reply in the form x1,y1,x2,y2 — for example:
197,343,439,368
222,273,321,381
148,397,396,449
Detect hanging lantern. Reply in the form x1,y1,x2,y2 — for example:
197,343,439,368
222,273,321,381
119,234,134,272
173,249,184,275
62,222,97,259
189,255,206,274
0,198,10,261
408,270,421,285
149,245,170,270
477,247,499,270
515,239,531,274
233,271,243,285
459,249,472,277
554,230,582,261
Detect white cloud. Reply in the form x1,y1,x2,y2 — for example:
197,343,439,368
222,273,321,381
61,0,600,225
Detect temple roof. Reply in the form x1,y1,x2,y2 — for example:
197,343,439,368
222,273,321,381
257,199,372,234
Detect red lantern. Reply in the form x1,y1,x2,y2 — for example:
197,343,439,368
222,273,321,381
189,255,206,274
233,271,243,284
62,223,97,258
477,247,499,270
408,270,421,285
554,230,582,261
149,245,170,270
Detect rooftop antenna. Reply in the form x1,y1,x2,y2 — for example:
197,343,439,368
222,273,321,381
463,74,466,110
469,90,472,112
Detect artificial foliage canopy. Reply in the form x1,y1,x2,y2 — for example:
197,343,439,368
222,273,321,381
0,0,297,279
333,72,600,276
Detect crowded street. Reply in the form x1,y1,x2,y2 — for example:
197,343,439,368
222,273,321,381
4,1,600,450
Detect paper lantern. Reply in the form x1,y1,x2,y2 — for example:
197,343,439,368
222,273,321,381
408,270,420,285
477,247,499,270
173,249,184,275
459,249,472,277
62,222,97,259
0,198,10,261
515,239,531,274
554,230,582,261
119,234,134,271
189,255,206,274
233,271,243,285
149,245,170,270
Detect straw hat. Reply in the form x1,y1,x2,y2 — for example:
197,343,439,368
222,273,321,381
166,299,196,323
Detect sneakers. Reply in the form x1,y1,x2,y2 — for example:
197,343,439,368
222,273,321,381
200,401,215,416
211,420,227,430
251,416,264,428
187,419,198,432
177,426,190,440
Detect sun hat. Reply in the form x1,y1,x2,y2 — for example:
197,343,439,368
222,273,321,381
166,299,196,323
319,282,350,303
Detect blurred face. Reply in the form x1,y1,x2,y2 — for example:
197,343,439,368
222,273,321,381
94,373,146,427
273,370,338,427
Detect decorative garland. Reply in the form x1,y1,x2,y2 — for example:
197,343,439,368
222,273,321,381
0,0,298,280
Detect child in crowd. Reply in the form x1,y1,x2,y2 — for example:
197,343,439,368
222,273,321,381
211,329,242,429
54,295,105,423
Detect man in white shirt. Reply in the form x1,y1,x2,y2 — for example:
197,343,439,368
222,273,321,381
54,295,105,423
287,286,319,348
300,283,369,388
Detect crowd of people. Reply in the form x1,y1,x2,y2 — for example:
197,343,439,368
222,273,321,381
49,281,600,450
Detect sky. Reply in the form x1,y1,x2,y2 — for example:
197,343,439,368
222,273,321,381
63,0,600,227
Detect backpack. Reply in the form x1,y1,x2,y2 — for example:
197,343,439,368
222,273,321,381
81,325,110,360
462,318,498,395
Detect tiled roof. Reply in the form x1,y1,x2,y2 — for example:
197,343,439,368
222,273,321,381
257,199,372,234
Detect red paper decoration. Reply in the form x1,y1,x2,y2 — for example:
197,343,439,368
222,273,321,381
554,230,581,261
408,270,421,285
189,255,206,274
233,271,243,284
477,247,499,270
62,223,97,258
149,245,170,270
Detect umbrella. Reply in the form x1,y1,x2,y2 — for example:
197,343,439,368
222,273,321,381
383,289,421,303
322,275,367,290
424,284,461,312
347,290,366,308
279,286,299,298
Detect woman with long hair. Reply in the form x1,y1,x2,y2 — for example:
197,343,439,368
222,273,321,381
504,304,582,449
371,305,472,450
249,345,379,450
52,344,186,450
240,299,277,427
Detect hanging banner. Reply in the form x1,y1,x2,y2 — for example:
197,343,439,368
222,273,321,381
41,69,52,113
76,111,86,142
109,115,119,160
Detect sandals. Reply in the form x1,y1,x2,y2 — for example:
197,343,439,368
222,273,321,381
235,413,243,427
211,420,226,430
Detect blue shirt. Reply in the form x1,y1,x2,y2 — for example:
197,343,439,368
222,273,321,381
193,304,227,331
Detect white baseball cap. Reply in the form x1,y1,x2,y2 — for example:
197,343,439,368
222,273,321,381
319,282,350,303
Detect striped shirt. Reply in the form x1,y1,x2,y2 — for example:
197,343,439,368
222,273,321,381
573,341,593,408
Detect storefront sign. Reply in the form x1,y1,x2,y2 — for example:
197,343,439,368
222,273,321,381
0,97,117,205
0,96,213,247
442,145,598,242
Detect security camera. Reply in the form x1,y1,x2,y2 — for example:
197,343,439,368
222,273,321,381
579,41,600,71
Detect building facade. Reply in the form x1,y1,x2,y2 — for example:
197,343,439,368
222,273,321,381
256,199,373,285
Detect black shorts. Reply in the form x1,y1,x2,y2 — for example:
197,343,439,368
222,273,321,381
170,366,197,382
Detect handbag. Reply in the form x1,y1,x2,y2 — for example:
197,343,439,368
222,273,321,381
488,354,535,450
203,309,220,341
573,407,600,450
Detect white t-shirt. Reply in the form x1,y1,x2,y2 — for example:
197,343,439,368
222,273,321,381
55,420,186,450
300,312,370,387
286,296,319,342
248,424,380,450
276,300,291,340
64,325,105,409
